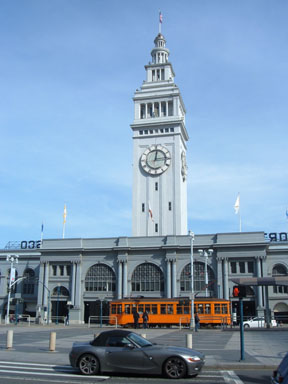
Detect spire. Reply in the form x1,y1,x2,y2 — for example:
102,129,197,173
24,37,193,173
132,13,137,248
150,33,170,65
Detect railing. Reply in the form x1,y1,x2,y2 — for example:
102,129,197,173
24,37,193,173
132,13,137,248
50,316,66,325
16,314,31,326
179,316,190,330
88,316,118,328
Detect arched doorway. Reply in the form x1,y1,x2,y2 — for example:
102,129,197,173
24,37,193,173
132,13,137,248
274,302,288,324
51,286,69,323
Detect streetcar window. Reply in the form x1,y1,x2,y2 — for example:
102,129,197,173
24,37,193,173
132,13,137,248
177,305,183,314
205,304,211,314
198,304,204,314
221,304,228,314
125,304,131,314
167,304,173,314
145,304,151,313
215,304,221,314
111,304,116,314
161,304,166,314
151,304,157,314
117,305,122,314
138,304,144,313
184,305,189,314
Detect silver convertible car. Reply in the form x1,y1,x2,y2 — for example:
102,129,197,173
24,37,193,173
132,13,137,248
69,329,205,379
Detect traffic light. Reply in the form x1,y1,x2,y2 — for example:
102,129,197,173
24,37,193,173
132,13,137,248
232,285,246,298
233,286,240,297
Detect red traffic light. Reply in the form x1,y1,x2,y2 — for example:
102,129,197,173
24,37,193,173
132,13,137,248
233,286,240,297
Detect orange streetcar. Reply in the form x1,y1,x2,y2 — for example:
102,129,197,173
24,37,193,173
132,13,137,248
110,297,231,328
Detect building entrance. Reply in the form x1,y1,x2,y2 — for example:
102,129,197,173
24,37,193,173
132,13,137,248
84,300,109,324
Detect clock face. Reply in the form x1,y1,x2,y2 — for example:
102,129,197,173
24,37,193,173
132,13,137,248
140,145,171,175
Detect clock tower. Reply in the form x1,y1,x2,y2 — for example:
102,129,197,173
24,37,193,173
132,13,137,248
131,32,189,236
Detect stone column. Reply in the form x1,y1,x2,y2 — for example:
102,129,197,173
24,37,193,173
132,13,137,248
37,261,45,308
166,259,171,298
217,258,223,299
74,261,82,308
117,261,123,299
123,261,128,298
223,258,229,300
172,259,177,298
43,261,49,309
70,262,77,306
256,256,264,315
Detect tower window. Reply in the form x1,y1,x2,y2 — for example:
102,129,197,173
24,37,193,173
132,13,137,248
155,223,158,233
155,182,158,191
168,202,172,211
142,203,145,212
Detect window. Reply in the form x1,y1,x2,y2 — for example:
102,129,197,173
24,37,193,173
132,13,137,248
180,262,215,294
131,263,164,293
85,264,116,292
23,268,35,295
272,264,288,294
155,182,158,191
239,262,245,273
248,262,254,273
59,265,64,276
52,286,69,296
142,203,145,212
155,223,158,232
66,265,71,276
52,265,57,276
215,304,221,314
168,202,172,211
221,304,228,314
231,262,237,274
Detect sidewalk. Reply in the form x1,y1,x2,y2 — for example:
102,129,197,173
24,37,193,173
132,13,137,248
0,325,287,370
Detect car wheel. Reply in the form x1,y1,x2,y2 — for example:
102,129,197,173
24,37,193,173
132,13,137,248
78,353,100,375
164,356,187,379
244,324,250,328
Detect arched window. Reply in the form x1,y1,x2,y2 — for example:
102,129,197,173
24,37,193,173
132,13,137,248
23,268,35,295
272,264,288,294
85,264,116,292
272,264,287,276
131,263,164,293
52,286,69,296
180,262,215,296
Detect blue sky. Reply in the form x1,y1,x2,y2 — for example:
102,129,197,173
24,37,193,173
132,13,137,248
1,0,288,247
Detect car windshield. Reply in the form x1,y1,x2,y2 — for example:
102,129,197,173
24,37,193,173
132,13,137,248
128,332,153,348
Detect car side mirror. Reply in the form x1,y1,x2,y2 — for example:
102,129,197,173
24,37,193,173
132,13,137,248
125,343,135,349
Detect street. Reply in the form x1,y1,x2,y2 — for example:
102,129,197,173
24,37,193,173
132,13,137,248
0,325,285,384
0,362,272,383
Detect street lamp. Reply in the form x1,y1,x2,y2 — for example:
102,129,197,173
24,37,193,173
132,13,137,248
188,231,195,330
198,249,213,297
36,279,51,325
6,255,19,324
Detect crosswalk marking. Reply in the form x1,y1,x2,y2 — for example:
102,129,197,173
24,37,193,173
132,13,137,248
0,361,244,383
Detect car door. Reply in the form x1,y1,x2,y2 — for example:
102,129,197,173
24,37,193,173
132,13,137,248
105,336,145,372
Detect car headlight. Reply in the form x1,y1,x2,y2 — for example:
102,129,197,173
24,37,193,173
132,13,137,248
183,355,201,362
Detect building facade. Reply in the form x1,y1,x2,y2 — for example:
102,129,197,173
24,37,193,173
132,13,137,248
0,32,287,324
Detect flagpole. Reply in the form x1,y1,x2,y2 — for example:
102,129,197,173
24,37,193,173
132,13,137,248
40,222,44,242
159,11,162,34
62,204,67,239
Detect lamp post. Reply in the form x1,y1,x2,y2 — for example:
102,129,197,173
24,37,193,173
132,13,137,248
189,231,195,330
36,279,51,325
6,255,19,324
198,249,213,297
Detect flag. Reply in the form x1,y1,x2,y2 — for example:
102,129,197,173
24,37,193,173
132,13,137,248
148,201,154,221
63,204,67,224
234,194,240,214
159,11,163,24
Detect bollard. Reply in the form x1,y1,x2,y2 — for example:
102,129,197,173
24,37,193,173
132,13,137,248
186,333,192,349
6,330,13,349
49,331,56,352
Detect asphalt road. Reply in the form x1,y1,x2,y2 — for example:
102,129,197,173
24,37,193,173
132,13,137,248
0,364,273,384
